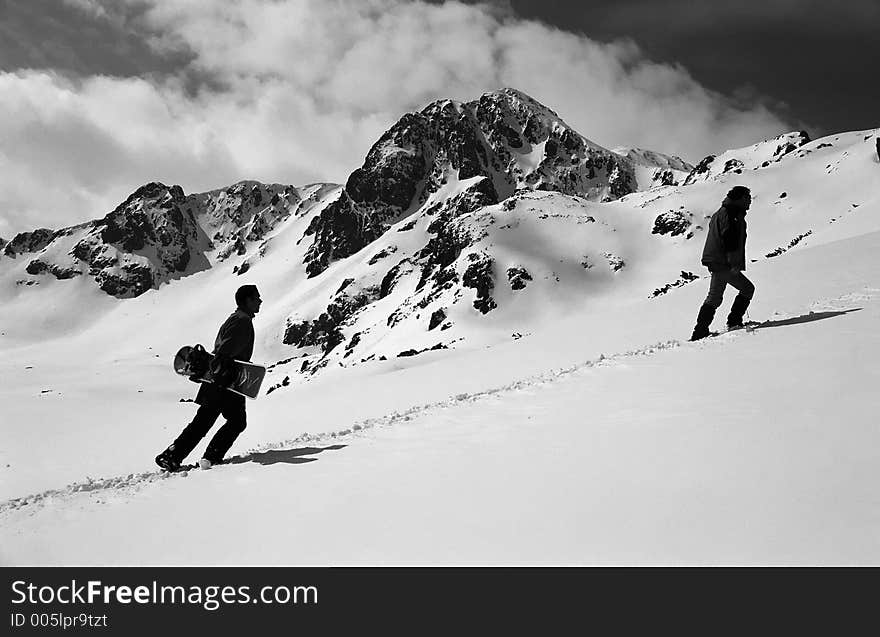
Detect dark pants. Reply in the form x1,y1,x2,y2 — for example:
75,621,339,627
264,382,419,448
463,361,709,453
694,269,755,333
703,269,755,311
170,392,247,463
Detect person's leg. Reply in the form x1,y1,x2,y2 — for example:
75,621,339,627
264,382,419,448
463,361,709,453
726,271,755,326
165,404,222,462
692,270,729,339
203,394,247,463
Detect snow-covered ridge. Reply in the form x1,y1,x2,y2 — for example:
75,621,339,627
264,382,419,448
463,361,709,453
613,147,694,190
0,180,337,297
682,130,811,185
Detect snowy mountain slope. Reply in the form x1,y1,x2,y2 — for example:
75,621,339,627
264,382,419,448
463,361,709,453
2,227,879,564
0,89,665,347
1,116,877,393
612,146,693,189
1,132,878,565
681,130,812,185
0,89,878,531
262,124,879,385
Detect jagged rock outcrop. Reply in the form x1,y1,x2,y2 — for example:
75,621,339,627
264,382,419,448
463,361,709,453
651,271,700,298
3,228,57,258
190,181,301,261
1,180,313,298
282,285,381,356
302,88,640,277
462,252,496,314
653,169,676,186
684,131,811,185
428,308,447,330
1,183,210,298
682,155,717,186
24,258,81,280
67,182,208,297
652,210,693,237
603,252,626,272
507,267,532,290
302,191,385,278
772,130,811,160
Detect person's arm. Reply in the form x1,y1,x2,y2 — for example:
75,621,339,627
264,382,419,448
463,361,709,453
719,211,739,269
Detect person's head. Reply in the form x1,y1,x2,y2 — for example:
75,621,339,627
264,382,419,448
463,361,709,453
235,284,262,315
726,185,752,210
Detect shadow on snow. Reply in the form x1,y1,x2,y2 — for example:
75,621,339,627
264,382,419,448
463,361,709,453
227,444,348,467
754,308,861,330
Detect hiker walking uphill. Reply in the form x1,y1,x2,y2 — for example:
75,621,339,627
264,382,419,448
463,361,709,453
691,186,755,341
156,285,263,471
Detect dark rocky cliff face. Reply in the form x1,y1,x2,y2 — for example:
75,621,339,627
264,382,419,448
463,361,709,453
2,181,305,298
190,181,302,261
69,182,207,297
3,228,58,258
302,88,639,278
301,190,385,278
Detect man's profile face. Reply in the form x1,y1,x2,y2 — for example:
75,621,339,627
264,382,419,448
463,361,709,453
245,292,263,315
742,193,752,210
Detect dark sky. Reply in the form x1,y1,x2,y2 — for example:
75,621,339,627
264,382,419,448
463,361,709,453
486,0,880,136
2,0,877,137
0,0,181,75
1,0,877,237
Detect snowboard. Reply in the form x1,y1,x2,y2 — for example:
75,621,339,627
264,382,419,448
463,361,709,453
173,345,266,400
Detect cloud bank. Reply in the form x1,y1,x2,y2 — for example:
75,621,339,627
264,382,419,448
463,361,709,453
0,0,793,236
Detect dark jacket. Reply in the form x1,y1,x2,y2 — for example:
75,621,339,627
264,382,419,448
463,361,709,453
195,308,255,406
701,199,748,271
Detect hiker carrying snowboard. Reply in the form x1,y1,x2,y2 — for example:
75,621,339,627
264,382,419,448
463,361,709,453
156,285,262,471
690,186,755,341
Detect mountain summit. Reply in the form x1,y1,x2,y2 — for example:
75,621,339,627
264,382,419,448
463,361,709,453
303,88,680,277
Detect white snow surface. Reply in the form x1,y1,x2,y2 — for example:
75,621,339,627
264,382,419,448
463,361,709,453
1,126,879,564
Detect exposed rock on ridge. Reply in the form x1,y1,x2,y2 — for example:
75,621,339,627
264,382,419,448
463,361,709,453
302,88,641,278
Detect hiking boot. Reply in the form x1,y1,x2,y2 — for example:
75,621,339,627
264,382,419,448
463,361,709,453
155,448,181,472
691,304,716,341
727,295,752,328
729,320,760,332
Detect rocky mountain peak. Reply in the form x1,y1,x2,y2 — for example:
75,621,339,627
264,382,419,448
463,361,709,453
59,182,208,297
2,177,322,298
3,227,58,258
189,181,303,261
303,88,640,277
3,182,198,297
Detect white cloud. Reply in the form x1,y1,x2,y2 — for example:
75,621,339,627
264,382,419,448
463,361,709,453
61,0,111,21
0,0,793,237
